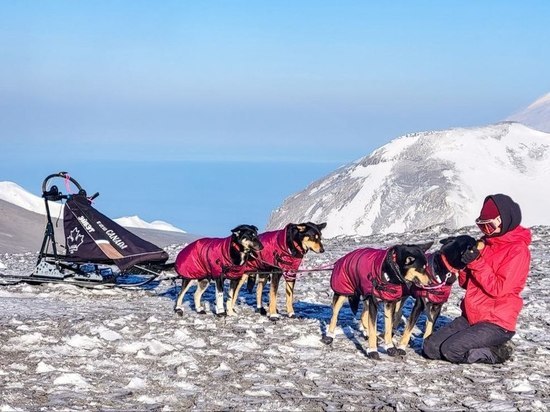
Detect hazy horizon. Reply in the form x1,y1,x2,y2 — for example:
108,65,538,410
0,159,342,236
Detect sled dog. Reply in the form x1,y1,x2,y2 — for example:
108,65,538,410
322,242,433,359
227,222,326,319
174,224,263,316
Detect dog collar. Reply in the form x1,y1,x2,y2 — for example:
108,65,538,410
440,253,460,275
387,250,407,284
231,240,242,253
291,239,305,257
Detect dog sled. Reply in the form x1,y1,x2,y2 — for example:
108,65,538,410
0,172,172,288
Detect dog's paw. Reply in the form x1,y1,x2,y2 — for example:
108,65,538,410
386,346,405,357
321,335,334,345
367,351,381,360
216,311,227,318
268,311,281,322
395,347,407,356
255,307,267,316
287,312,296,319
174,307,184,317
196,309,207,315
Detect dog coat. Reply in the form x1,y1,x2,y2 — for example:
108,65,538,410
245,225,303,281
175,236,246,280
330,248,405,302
409,253,455,304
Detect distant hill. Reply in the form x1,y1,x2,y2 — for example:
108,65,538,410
0,199,48,254
0,183,196,254
506,92,550,132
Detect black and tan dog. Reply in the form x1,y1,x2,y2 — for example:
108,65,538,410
397,235,480,350
322,242,433,359
173,224,263,316
226,222,326,319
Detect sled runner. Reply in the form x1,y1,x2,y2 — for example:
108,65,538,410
0,172,172,288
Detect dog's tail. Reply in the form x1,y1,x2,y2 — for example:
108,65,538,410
246,273,257,293
348,294,360,315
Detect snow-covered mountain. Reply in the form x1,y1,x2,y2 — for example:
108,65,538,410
0,181,185,233
506,92,550,132
268,122,550,238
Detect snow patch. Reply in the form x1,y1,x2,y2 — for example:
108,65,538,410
126,377,147,389
174,382,200,392
1,405,25,412
118,341,148,354
64,334,102,350
36,362,56,374
147,340,175,356
53,373,90,387
227,339,261,352
505,379,535,393
292,334,324,348
90,326,122,341
8,332,43,346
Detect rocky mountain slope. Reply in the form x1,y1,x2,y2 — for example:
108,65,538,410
269,122,550,237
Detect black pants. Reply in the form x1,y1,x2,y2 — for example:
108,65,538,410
422,316,514,364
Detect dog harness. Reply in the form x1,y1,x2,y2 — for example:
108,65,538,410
175,236,246,280
245,224,303,281
330,248,405,302
409,253,457,305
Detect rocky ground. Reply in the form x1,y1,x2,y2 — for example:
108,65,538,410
0,226,549,411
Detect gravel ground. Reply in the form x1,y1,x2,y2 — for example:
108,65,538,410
0,226,549,411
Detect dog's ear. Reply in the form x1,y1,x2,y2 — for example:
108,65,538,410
415,241,433,252
316,222,327,231
251,225,259,233
439,237,456,246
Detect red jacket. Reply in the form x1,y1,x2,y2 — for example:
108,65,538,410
458,225,531,331
245,225,303,281
175,236,246,280
330,248,405,301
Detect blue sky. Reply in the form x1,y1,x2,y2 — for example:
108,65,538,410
1,1,550,235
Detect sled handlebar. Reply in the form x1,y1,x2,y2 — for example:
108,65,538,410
42,172,91,201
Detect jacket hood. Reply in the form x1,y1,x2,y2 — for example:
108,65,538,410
481,194,522,236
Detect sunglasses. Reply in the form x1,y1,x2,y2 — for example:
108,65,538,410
476,215,502,235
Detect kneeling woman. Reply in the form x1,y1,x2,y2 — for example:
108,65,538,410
423,194,531,364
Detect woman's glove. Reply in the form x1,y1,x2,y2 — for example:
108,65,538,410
461,245,480,265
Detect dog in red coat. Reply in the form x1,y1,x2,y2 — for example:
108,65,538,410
322,242,433,359
173,225,263,316
227,222,326,319
397,235,480,350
